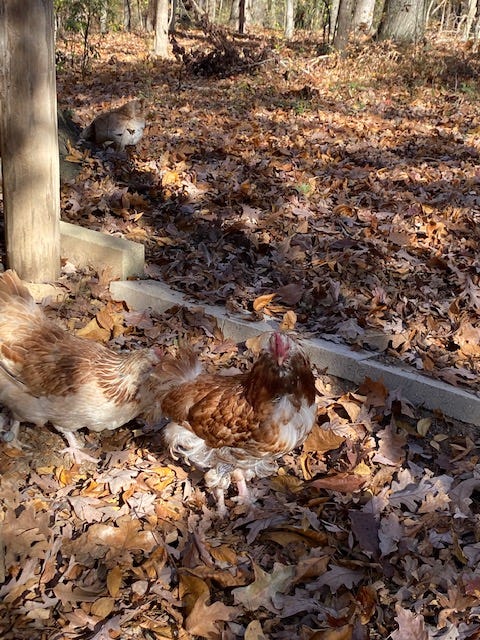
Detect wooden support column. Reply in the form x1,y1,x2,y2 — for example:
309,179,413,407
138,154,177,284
0,0,60,281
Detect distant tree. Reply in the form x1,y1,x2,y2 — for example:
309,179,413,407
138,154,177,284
463,0,479,38
333,0,355,49
285,0,294,37
153,0,171,56
124,0,131,28
229,0,252,31
330,0,340,38
169,0,177,31
239,0,246,32
378,0,426,42
55,0,111,72
352,0,375,34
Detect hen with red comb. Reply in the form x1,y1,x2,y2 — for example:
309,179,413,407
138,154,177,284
145,331,317,515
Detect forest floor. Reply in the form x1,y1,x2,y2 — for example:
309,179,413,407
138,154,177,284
1,28,480,640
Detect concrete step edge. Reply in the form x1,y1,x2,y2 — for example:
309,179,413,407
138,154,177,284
110,278,480,427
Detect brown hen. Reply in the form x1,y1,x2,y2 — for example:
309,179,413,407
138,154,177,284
0,270,161,462
80,99,146,151
146,332,316,514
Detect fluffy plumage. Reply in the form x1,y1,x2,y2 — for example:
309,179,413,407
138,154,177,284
80,99,146,151
0,270,161,462
146,332,316,514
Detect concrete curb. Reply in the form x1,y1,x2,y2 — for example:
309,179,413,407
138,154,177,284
60,221,144,280
110,279,480,427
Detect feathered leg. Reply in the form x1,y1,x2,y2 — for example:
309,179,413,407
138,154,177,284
204,468,231,517
213,487,227,517
231,469,254,507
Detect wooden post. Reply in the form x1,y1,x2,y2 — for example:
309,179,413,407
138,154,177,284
0,0,60,282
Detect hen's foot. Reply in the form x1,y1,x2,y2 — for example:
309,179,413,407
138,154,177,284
59,446,99,464
58,430,99,464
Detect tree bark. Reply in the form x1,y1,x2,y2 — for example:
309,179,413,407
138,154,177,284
124,0,132,29
239,0,246,32
378,0,426,43
284,0,294,38
153,0,171,57
333,0,355,50
330,0,341,41
464,0,478,38
0,0,60,282
352,0,375,34
169,0,177,32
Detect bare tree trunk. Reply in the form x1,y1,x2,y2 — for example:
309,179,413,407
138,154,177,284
378,0,426,42
0,0,60,282
100,5,108,33
333,0,355,50
169,0,177,32
206,0,216,21
147,0,156,30
352,0,375,34
153,0,171,56
330,0,341,41
229,0,239,26
464,0,478,38
266,0,275,27
284,0,294,38
239,0,246,32
124,0,132,29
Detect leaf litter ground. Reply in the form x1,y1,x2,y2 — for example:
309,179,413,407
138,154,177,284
1,30,480,639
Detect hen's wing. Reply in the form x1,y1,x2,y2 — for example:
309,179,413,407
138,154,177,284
161,373,258,448
151,338,317,514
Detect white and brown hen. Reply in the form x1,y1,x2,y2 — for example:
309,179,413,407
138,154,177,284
146,332,316,515
80,99,146,151
0,270,161,463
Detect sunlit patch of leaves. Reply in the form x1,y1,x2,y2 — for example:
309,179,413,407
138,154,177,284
57,31,480,390
0,296,478,638
0,274,478,638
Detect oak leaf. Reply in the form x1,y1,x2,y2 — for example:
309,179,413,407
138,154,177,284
391,605,429,640
185,592,239,639
232,562,295,612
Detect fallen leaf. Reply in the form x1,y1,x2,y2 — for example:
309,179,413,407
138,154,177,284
107,566,123,597
303,426,345,454
391,604,429,640
90,596,115,618
245,620,268,640
280,309,297,331
232,562,295,612
310,474,366,493
253,293,277,311
75,317,110,342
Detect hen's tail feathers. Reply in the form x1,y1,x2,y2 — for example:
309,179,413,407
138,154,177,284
152,348,203,386
0,270,34,306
